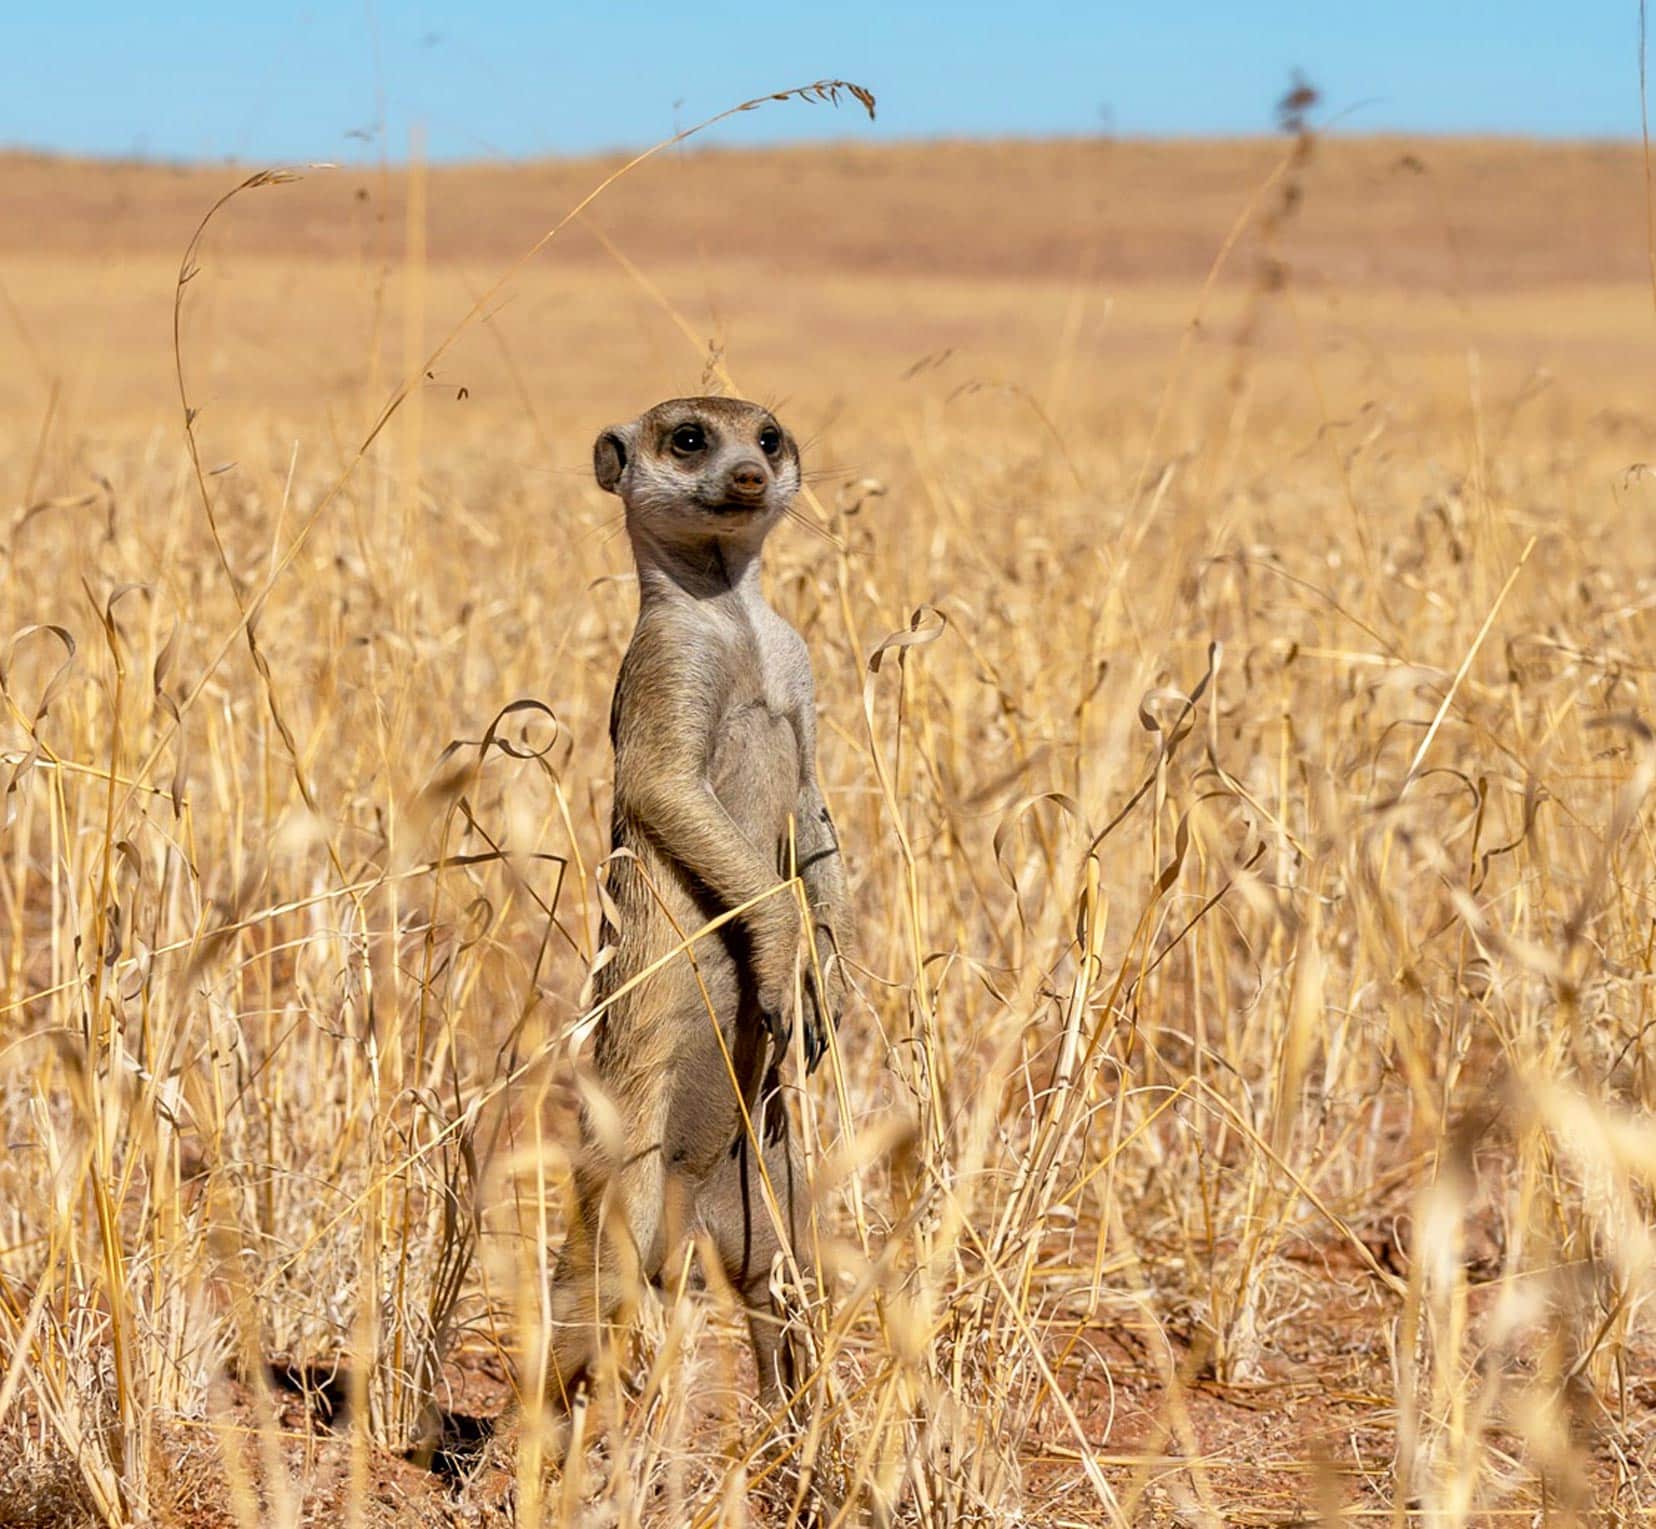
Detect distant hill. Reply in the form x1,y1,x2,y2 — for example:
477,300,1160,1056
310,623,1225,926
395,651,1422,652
0,137,1648,290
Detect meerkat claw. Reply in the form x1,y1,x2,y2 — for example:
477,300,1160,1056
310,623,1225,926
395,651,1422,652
765,1006,792,1055
801,988,828,1072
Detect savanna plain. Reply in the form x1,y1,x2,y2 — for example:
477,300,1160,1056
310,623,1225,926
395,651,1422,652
4,110,1656,1526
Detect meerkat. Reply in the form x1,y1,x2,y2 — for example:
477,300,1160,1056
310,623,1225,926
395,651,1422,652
546,396,852,1410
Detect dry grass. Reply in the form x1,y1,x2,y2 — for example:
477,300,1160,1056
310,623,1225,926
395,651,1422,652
4,104,1656,1526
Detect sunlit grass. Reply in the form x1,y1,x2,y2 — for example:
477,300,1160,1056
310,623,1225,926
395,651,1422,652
3,100,1656,1527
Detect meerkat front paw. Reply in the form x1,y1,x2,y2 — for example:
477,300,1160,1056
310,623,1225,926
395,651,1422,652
754,912,802,1051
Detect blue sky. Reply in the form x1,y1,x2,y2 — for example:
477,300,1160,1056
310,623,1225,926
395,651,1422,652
0,3,1640,163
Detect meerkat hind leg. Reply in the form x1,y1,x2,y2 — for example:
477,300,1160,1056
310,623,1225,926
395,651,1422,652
545,1121,668,1405
544,1191,623,1407
691,1127,813,1406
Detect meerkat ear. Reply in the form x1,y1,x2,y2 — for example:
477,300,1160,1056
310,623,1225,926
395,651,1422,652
593,425,633,494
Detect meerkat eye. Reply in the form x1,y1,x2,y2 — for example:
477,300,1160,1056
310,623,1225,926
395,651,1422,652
758,425,783,456
670,423,706,454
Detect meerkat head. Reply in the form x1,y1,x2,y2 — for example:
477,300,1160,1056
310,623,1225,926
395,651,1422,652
593,396,801,550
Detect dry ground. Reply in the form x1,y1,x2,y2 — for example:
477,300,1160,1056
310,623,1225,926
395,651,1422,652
4,125,1656,1525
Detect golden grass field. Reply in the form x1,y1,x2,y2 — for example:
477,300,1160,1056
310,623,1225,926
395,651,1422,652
5,100,1656,1525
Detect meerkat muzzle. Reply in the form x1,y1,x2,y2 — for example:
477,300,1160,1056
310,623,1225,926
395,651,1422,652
726,460,768,501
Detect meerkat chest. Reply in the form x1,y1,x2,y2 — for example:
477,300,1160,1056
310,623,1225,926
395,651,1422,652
706,607,806,832
708,699,799,843
718,597,807,717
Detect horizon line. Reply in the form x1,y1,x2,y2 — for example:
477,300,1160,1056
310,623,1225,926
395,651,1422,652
0,123,1647,173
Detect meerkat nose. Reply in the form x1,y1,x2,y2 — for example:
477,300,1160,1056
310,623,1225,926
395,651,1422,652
728,461,767,498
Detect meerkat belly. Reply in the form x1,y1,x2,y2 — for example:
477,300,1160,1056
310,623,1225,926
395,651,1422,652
595,705,794,1051
593,700,799,1175
708,700,801,860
